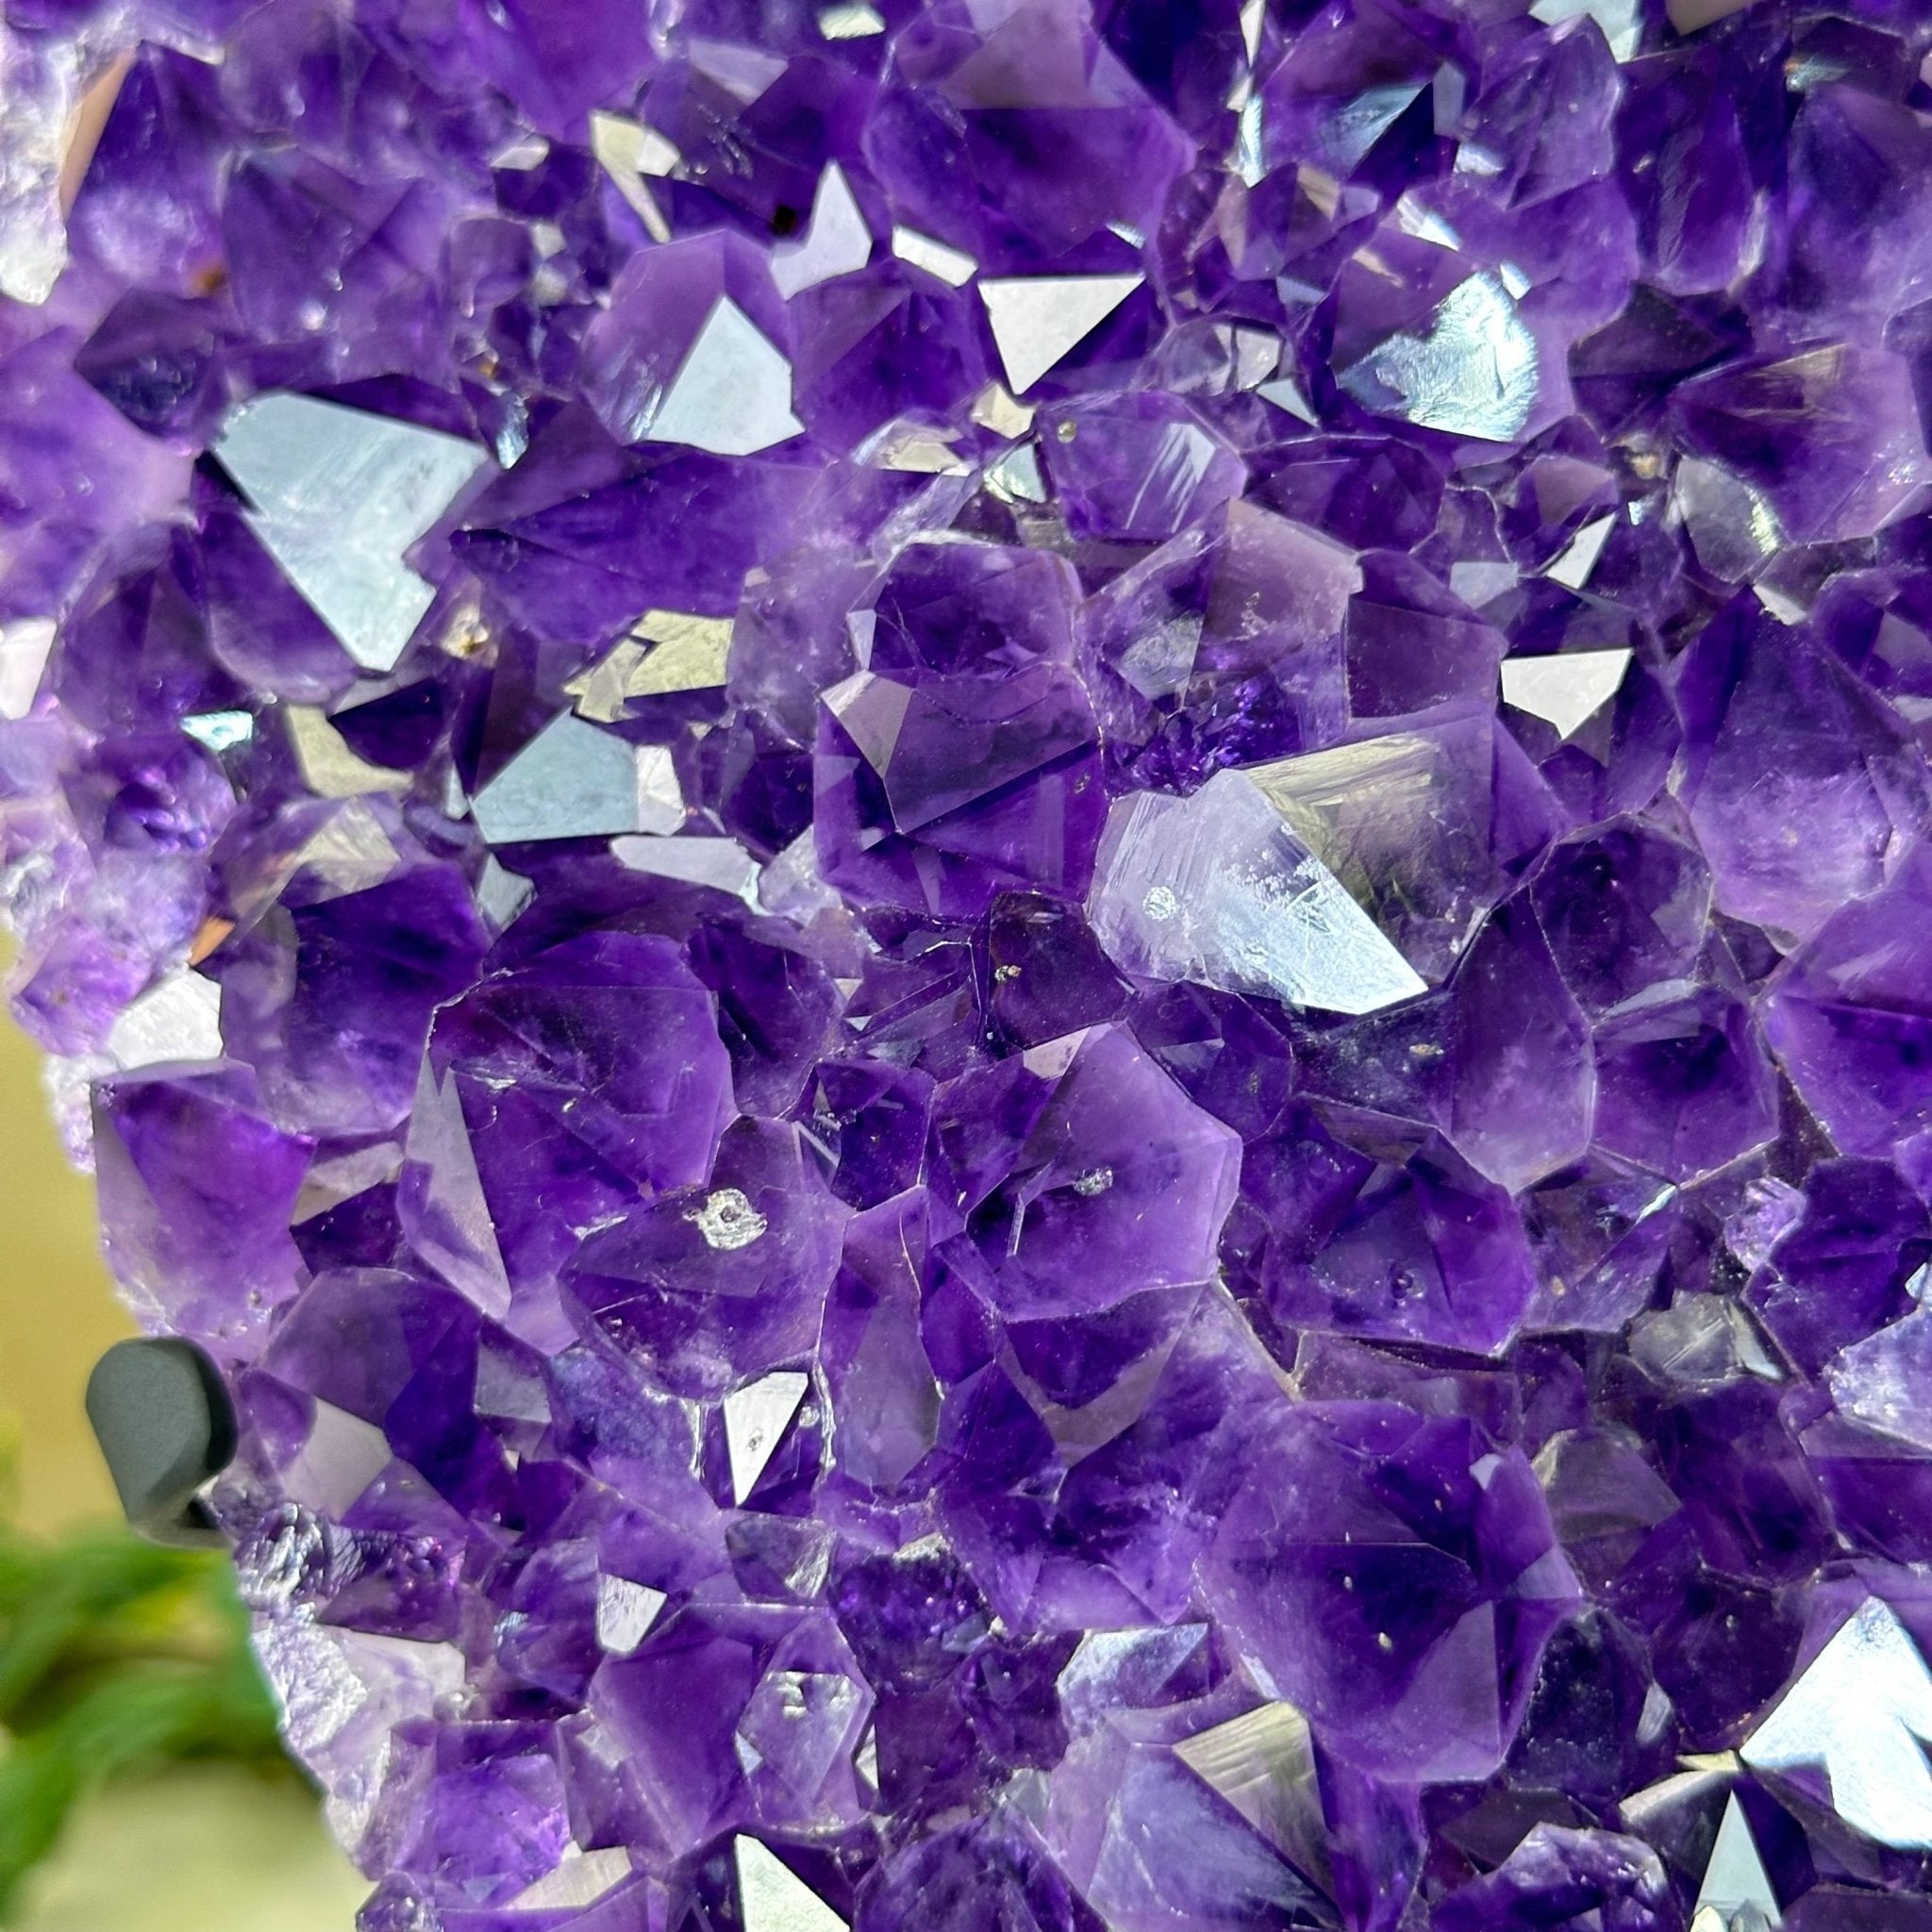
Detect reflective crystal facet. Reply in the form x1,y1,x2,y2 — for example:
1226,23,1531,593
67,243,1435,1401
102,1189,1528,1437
472,714,684,846
647,300,805,458
1341,274,1541,443
1742,1598,1932,1851
1694,1793,1782,1928
212,395,486,675
980,276,1145,395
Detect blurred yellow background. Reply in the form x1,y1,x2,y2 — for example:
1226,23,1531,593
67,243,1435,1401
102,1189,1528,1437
0,1013,367,1931
0,1030,128,1539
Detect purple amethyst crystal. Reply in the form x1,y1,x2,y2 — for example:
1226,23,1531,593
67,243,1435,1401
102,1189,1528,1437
13,0,1932,1925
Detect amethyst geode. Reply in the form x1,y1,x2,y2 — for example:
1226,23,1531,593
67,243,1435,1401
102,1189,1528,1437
10,0,1932,1924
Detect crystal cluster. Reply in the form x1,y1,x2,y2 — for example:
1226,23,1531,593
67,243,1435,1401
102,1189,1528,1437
10,0,1932,1924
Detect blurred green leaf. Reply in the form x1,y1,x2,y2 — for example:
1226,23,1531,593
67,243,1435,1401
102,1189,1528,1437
0,1482,290,1923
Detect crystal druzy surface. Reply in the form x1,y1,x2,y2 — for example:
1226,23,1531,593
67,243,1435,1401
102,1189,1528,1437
10,0,1932,1924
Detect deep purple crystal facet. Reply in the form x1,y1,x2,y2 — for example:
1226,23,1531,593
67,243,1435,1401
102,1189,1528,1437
11,0,1932,1924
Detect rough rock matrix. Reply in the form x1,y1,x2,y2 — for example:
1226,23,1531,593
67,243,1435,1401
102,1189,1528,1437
5,0,1932,1925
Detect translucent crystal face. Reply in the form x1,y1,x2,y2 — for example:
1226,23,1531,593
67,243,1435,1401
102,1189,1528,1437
14,0,1932,1926
1087,770,1429,1016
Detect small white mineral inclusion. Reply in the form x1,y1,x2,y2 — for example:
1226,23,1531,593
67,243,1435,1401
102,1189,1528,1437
689,1187,768,1251
1143,884,1180,923
1073,1165,1114,1196
179,709,255,752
